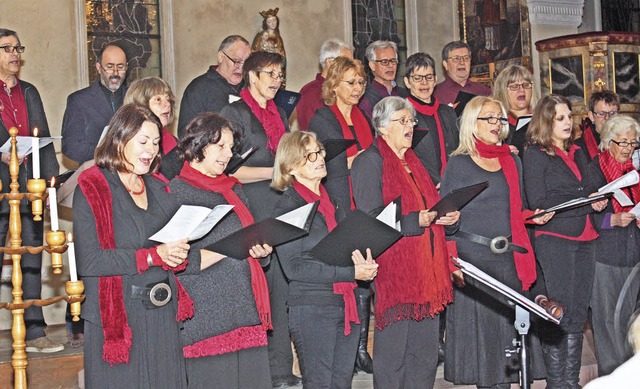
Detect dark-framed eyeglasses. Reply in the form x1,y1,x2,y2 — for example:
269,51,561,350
507,82,532,91
374,58,398,66
258,70,286,82
592,110,618,119
0,45,25,54
305,148,326,162
340,79,367,88
409,74,435,83
99,63,127,74
222,51,245,67
477,116,508,125
447,55,470,64
391,116,418,126
610,139,639,148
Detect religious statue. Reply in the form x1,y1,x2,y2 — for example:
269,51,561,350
252,8,286,59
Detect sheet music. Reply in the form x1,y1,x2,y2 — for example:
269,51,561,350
515,115,532,132
0,136,62,155
376,201,397,229
150,204,234,243
275,202,316,229
598,170,639,207
630,202,640,218
228,94,241,104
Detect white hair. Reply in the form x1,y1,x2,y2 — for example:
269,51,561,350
319,39,354,69
365,40,398,62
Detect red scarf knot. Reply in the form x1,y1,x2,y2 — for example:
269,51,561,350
240,88,286,155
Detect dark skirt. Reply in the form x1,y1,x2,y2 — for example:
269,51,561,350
185,346,271,389
83,302,187,389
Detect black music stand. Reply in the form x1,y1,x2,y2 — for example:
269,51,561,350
454,257,561,389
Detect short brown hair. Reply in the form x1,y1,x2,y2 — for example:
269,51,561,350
322,57,366,106
124,77,176,126
272,131,322,191
588,89,620,112
95,104,162,173
526,94,573,155
179,112,240,163
242,51,285,86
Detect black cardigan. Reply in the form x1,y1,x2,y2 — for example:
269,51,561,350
273,186,355,307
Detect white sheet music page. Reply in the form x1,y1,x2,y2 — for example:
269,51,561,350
150,204,234,242
275,202,315,229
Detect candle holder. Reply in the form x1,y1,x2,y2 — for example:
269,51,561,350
0,127,85,389
45,230,66,275
26,178,46,221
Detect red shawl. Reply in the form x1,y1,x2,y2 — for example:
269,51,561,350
580,120,600,160
240,88,285,155
161,127,178,155
293,180,359,335
176,162,272,330
599,151,640,213
374,137,453,330
475,139,537,290
328,104,373,157
508,114,517,127
408,96,448,176
77,166,193,365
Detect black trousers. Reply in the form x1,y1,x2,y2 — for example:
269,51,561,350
535,235,595,335
289,304,359,389
373,316,440,389
265,253,294,378
0,213,46,340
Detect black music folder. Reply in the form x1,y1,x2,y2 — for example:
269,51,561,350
453,91,477,116
323,139,357,161
274,89,302,118
430,181,489,219
225,146,259,175
309,200,403,267
525,192,613,220
206,201,318,259
411,128,429,148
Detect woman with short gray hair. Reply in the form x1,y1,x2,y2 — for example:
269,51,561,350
586,114,640,376
351,96,460,389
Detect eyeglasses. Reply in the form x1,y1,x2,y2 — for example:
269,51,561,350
610,139,639,148
391,116,418,126
0,45,25,54
341,79,367,88
409,74,435,83
373,58,398,66
507,82,532,91
305,148,326,162
258,70,286,82
447,55,470,64
99,63,127,74
222,51,245,67
477,116,508,125
592,110,618,119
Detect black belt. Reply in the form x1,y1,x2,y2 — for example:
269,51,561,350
131,279,172,309
455,230,528,254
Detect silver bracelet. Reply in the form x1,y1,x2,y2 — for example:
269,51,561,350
147,253,154,267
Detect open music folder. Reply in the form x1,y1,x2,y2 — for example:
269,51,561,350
430,181,489,220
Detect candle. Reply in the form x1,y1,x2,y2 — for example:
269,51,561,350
67,233,78,282
48,177,59,231
31,128,40,179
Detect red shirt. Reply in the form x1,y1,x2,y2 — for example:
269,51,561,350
0,80,29,136
296,73,325,131
433,76,492,106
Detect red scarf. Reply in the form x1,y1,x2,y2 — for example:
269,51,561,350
293,180,359,335
508,114,517,127
475,139,537,290
240,88,285,155
599,151,640,213
408,96,448,176
176,162,272,330
553,145,582,180
328,104,373,157
161,127,178,155
78,166,193,365
580,119,600,160
374,137,453,329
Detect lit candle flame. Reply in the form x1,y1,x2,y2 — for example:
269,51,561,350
50,176,56,188
67,232,73,242
33,127,39,137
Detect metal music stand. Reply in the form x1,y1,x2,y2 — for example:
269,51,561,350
454,257,561,389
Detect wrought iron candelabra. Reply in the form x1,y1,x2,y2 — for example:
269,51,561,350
0,127,85,389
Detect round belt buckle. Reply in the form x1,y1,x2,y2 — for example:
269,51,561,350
149,282,172,307
490,236,509,254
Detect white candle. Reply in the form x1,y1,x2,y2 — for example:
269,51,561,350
31,128,40,179
67,233,78,282
48,178,59,231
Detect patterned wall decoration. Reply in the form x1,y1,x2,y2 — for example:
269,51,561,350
613,53,640,103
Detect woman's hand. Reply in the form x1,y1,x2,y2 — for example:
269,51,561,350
611,212,637,228
508,145,519,155
352,248,378,281
589,193,608,212
531,209,554,225
419,210,438,227
451,269,465,288
157,238,190,268
249,243,272,259
435,211,460,226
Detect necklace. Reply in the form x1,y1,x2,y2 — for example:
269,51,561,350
122,175,145,195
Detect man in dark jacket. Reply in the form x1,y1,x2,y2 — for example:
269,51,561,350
177,35,251,137
61,44,128,165
0,28,61,353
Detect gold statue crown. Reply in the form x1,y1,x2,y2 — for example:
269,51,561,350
259,8,279,19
